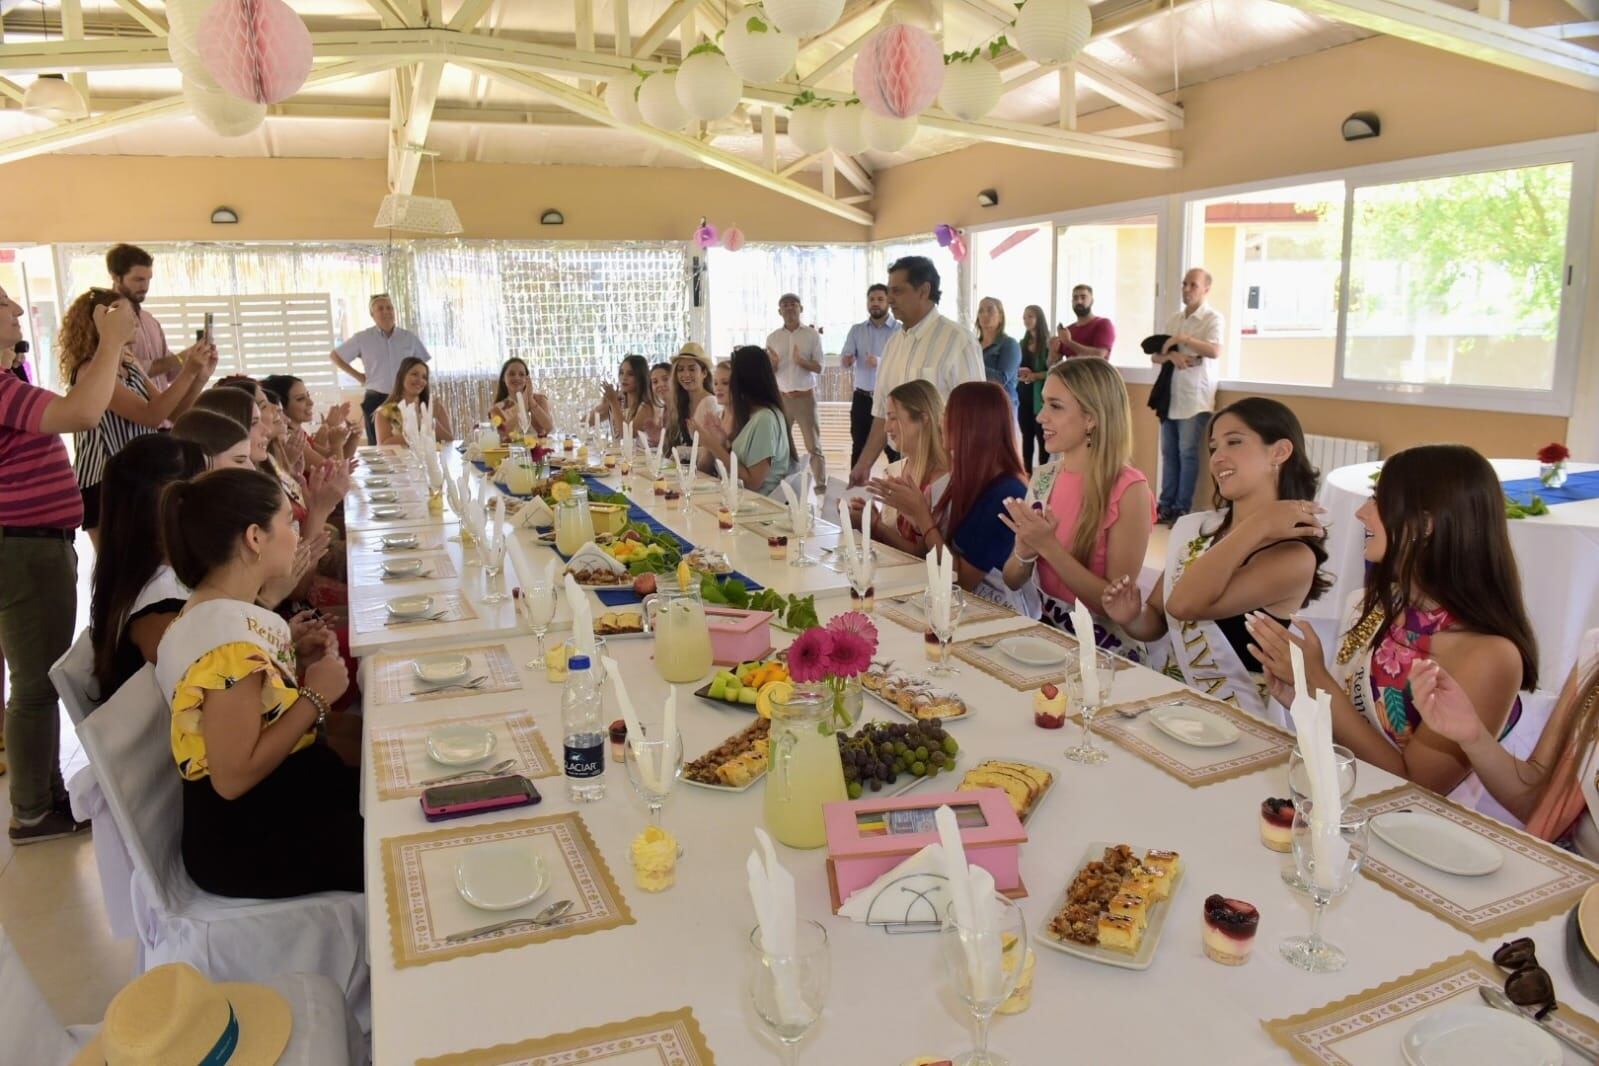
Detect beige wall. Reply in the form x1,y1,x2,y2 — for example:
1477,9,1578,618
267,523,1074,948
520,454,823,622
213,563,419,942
0,156,870,244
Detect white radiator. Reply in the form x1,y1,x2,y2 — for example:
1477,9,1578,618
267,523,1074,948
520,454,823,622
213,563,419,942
1304,433,1380,484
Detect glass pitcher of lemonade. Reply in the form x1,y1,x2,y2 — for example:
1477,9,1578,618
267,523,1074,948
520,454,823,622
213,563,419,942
554,484,595,556
764,684,849,849
643,587,714,684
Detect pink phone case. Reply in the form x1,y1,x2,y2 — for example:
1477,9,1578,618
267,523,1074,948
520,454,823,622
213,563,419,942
420,778,539,822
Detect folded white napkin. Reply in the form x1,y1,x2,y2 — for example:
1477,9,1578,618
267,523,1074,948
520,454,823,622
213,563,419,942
839,844,950,923
1289,641,1346,888
937,804,1002,998
564,542,627,576
509,497,555,530
1072,599,1100,705
747,828,804,1023
564,573,595,658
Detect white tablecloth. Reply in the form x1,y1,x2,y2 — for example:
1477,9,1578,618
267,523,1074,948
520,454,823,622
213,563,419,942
1310,459,1599,683
357,448,1599,1065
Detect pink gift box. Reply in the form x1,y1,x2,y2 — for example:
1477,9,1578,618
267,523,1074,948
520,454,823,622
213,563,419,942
823,789,1028,913
707,607,774,665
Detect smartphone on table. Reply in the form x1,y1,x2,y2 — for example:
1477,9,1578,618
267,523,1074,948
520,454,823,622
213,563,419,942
420,775,541,822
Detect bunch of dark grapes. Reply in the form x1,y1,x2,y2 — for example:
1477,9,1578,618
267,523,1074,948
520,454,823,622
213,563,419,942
837,721,960,799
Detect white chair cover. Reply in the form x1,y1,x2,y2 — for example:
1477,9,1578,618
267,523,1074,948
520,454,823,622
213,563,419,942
75,665,371,1032
49,627,99,725
0,924,78,1065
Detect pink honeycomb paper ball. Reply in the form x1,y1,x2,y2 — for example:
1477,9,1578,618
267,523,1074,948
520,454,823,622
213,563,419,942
198,0,313,105
853,24,943,119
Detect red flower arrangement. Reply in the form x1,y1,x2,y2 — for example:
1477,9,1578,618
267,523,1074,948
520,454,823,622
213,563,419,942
1538,442,1570,465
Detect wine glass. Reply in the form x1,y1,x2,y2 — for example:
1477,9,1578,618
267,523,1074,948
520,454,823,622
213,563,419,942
625,732,684,844
940,894,1026,1066
445,479,476,547
922,587,966,676
789,499,817,568
1282,745,1358,892
1062,647,1116,765
847,548,876,614
1280,801,1370,973
748,920,830,1065
477,529,507,603
520,581,558,668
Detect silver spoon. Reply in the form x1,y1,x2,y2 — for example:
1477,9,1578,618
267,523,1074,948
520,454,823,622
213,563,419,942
419,759,515,787
444,899,575,945
415,675,488,694
1478,984,1593,1058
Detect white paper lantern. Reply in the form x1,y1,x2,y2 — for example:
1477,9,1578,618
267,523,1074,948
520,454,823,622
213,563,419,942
638,71,691,132
825,102,865,155
938,57,1002,121
862,111,917,152
763,0,845,38
675,50,742,121
604,72,644,124
166,0,218,85
1012,0,1092,65
722,6,798,83
787,105,829,154
183,77,265,137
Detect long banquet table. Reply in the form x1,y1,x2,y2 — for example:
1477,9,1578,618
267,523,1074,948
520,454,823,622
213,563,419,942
351,445,1599,1065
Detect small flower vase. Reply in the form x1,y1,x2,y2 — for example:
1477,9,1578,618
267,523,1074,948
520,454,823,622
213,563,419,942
1540,461,1568,489
832,678,863,729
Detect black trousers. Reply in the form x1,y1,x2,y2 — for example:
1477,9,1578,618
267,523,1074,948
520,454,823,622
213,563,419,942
849,389,874,469
1018,391,1041,473
361,389,387,446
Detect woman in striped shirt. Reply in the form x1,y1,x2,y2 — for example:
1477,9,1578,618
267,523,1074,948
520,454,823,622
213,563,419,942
59,288,216,547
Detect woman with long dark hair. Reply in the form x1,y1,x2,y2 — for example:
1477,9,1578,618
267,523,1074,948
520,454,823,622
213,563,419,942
664,347,718,450
171,409,252,469
596,354,662,447
695,345,794,496
261,374,357,466
1015,304,1050,472
374,356,453,445
88,435,209,698
1100,397,1329,725
1248,444,1537,801
489,357,553,437
880,381,1030,612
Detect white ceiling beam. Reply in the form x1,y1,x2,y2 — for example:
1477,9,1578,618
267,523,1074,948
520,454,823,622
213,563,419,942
1093,119,1170,137
0,79,22,105
70,94,602,126
60,0,87,99
108,0,166,37
761,104,777,169
801,25,874,84
363,0,411,28
446,0,496,31
458,61,873,225
575,0,594,91
613,0,631,55
1562,0,1599,18
0,56,398,165
1073,55,1183,125
1058,64,1076,129
1268,0,1599,89
634,0,698,58
821,153,835,197
779,150,828,177
1535,19,1599,36
390,59,444,193
1478,0,1509,19
832,149,874,194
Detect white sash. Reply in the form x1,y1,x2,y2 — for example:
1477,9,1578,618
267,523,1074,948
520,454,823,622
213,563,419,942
155,599,298,708
1158,511,1278,726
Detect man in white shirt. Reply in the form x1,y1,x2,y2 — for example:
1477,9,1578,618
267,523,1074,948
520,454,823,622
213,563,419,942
329,294,432,444
839,283,899,469
849,256,985,487
767,293,826,489
1153,267,1225,523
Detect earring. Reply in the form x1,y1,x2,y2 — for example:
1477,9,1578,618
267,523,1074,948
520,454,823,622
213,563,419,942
1085,429,1094,449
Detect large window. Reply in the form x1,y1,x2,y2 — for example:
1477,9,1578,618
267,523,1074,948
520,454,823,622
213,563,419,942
1343,162,1571,391
1055,214,1161,369
972,223,1053,337
706,243,867,364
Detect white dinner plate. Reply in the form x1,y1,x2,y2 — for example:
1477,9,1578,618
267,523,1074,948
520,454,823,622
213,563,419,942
413,653,472,686
1147,704,1241,748
371,505,407,520
426,723,497,765
1371,810,1503,877
995,635,1068,667
366,477,391,488
383,557,425,577
1400,1004,1559,1066
381,533,419,550
368,490,399,503
386,594,433,618
454,845,549,912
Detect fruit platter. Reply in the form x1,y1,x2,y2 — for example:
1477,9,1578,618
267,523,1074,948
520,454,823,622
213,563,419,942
836,720,961,801
695,659,791,712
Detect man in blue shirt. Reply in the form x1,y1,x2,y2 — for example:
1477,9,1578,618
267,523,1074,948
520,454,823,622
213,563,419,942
329,294,432,444
838,283,899,468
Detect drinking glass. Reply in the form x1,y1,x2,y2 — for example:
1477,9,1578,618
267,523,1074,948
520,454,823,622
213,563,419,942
1282,745,1358,892
1062,647,1117,765
445,480,476,547
520,581,558,668
748,920,830,1066
477,531,507,603
940,894,1026,1066
847,548,876,614
922,587,966,676
1280,801,1370,973
789,501,817,568
625,731,683,839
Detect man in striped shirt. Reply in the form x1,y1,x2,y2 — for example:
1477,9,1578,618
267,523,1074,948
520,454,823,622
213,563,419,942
0,284,133,842
848,256,985,486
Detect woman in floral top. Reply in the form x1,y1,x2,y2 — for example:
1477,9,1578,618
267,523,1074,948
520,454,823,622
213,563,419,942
1247,444,1536,804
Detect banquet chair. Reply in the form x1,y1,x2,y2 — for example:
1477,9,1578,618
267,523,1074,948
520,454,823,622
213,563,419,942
75,664,371,1031
49,627,99,726
0,923,83,1064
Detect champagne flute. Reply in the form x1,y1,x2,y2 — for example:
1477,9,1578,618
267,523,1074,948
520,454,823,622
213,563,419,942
1280,801,1369,973
478,530,507,603
748,920,830,1065
922,587,966,676
1062,647,1116,765
1282,745,1357,892
789,499,817,568
625,732,684,849
847,548,876,614
940,894,1026,1066
520,581,558,668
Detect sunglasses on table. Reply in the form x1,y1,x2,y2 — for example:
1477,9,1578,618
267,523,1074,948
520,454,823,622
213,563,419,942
1493,937,1557,1020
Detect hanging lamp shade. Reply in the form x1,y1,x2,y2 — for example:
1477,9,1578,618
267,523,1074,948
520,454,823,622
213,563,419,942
937,57,1002,121
637,71,692,132
182,77,266,136
825,102,865,155
1012,0,1092,65
166,0,218,85
373,193,463,236
721,7,797,83
604,72,645,124
862,111,917,152
22,74,87,122
675,50,743,121
763,0,844,38
197,0,314,105
852,24,942,119
786,105,829,154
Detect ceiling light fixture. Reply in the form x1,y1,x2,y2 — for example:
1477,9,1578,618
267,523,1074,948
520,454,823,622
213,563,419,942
373,146,463,236
22,3,86,123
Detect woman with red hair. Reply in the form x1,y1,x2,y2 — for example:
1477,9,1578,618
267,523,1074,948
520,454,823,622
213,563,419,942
871,381,1036,615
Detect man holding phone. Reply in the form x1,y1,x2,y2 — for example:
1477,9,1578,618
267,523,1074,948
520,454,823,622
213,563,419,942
329,294,431,445
108,243,198,390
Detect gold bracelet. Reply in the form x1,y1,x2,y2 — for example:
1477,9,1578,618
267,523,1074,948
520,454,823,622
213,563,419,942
300,687,330,730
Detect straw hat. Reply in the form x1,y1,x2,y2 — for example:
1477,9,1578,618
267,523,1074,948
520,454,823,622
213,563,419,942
671,344,712,378
72,963,291,1066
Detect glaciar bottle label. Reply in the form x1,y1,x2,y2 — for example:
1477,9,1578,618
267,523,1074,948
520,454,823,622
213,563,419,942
564,741,605,778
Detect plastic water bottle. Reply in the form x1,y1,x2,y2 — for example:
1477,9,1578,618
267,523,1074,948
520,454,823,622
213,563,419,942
562,654,606,801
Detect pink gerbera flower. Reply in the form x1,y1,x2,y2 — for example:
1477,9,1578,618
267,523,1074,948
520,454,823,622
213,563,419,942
826,611,880,653
787,629,835,683
825,631,874,678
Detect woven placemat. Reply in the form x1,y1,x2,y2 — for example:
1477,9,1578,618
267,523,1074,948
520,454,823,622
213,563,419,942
416,1006,716,1065
1077,692,1294,787
370,710,556,799
367,644,523,705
